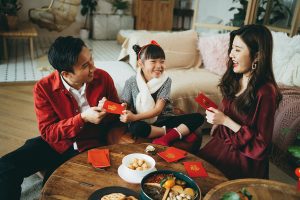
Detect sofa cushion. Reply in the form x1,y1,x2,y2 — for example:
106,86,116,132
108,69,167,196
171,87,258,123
118,30,202,71
272,86,300,151
198,33,229,76
272,32,300,87
166,68,222,116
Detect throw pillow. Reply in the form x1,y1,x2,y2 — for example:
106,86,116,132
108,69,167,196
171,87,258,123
272,32,300,87
198,33,229,76
118,30,202,71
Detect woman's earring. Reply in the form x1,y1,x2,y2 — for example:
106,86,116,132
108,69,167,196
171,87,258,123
252,62,257,70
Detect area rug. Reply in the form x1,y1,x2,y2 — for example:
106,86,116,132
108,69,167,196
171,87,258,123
21,174,42,200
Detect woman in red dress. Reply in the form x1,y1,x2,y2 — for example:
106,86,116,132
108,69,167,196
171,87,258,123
199,24,282,179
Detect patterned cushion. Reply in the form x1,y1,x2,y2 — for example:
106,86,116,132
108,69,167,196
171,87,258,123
272,86,300,151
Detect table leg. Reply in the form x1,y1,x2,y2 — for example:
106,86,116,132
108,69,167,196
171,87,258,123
3,37,8,61
29,37,34,60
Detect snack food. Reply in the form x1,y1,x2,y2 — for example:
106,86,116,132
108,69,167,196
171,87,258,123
101,193,125,200
127,158,149,171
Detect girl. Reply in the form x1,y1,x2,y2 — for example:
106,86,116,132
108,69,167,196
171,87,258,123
120,40,204,146
199,25,282,179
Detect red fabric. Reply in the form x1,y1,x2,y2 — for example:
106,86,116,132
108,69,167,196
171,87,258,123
33,69,119,154
152,128,180,146
199,83,278,179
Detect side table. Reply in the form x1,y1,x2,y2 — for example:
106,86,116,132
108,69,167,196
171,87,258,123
0,23,38,61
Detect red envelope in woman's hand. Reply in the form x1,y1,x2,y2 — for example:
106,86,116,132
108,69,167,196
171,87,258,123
195,93,218,110
103,100,124,114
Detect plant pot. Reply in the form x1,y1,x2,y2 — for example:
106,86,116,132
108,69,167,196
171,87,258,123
80,28,89,40
6,15,18,30
115,9,124,15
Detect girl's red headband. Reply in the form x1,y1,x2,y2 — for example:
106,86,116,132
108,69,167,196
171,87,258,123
137,40,160,59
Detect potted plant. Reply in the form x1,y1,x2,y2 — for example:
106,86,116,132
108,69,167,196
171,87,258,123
111,0,129,15
80,0,98,39
0,0,22,30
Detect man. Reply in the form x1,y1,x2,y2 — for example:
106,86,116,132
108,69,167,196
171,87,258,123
0,36,119,199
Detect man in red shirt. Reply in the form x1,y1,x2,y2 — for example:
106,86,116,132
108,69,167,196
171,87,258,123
0,36,119,199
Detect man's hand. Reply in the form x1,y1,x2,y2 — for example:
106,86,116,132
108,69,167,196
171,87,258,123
119,110,136,123
98,97,107,111
81,107,106,124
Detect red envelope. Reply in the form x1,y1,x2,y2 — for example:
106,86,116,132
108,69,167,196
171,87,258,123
103,100,124,115
183,162,208,177
195,93,218,110
88,149,110,168
157,147,187,162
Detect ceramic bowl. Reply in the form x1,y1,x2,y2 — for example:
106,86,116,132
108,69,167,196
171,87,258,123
140,170,201,200
120,153,156,180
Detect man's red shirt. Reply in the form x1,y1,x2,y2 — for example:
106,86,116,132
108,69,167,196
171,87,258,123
33,69,119,154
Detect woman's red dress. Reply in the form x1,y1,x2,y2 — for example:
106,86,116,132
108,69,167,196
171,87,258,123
199,83,278,179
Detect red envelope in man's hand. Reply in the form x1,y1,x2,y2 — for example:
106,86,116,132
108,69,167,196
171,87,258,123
157,147,187,162
103,100,124,115
183,161,208,177
195,93,218,110
88,149,110,168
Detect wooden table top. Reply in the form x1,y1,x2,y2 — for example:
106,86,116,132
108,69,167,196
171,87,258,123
0,23,37,37
203,178,300,200
41,143,228,199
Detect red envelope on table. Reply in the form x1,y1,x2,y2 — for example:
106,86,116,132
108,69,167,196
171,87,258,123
183,161,208,178
88,149,110,168
157,147,187,162
103,100,124,115
195,93,218,110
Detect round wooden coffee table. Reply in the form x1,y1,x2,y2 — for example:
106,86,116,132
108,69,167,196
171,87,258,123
41,143,228,199
203,178,300,200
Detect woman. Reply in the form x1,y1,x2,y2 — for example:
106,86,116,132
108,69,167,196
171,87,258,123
199,24,282,179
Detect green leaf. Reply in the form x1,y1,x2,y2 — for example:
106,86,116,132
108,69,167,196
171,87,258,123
241,187,252,200
221,192,241,200
288,146,300,158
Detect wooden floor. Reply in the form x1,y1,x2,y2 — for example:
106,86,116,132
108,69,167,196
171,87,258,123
0,82,38,156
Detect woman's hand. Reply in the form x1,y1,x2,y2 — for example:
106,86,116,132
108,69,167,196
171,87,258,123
206,107,241,133
120,110,136,123
205,107,227,125
98,97,107,111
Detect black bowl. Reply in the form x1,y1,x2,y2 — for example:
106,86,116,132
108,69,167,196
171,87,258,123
140,170,201,200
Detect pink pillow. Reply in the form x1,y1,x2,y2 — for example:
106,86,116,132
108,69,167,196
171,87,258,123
198,33,229,76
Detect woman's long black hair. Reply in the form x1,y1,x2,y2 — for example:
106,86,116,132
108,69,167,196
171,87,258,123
219,24,282,115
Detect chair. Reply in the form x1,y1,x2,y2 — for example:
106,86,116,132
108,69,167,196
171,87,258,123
28,0,80,32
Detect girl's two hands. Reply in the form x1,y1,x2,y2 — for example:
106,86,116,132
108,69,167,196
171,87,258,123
120,110,136,123
205,107,227,125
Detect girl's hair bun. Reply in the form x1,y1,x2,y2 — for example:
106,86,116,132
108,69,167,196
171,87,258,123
133,44,142,55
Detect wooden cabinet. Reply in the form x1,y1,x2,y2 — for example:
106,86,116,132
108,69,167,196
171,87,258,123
134,0,175,31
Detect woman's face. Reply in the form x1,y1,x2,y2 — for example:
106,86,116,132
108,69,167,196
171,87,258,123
140,58,165,81
229,36,252,76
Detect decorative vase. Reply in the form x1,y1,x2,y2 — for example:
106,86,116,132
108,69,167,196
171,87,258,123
80,28,89,40
116,9,124,15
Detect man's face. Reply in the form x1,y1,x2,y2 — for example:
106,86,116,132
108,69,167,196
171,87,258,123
63,46,95,88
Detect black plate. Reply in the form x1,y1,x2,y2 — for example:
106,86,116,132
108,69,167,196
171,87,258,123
88,186,139,200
